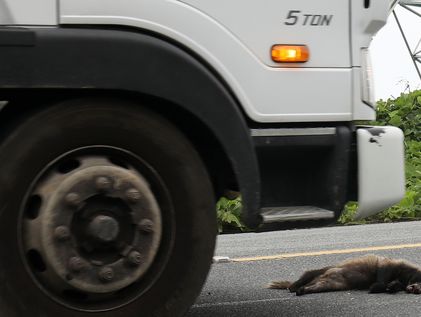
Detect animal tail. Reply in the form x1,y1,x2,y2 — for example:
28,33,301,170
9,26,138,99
267,281,292,289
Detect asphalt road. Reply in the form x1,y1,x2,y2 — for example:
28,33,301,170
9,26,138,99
187,221,421,317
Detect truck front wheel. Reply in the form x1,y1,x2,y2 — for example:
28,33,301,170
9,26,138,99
0,98,216,316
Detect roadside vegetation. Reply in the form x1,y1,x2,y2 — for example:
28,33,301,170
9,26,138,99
216,197,245,233
217,89,421,231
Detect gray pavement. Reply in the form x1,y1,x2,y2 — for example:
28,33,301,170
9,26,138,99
188,221,421,316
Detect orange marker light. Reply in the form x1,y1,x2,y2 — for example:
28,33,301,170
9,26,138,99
271,45,309,63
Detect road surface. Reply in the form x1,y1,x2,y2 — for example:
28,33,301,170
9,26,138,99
188,221,421,317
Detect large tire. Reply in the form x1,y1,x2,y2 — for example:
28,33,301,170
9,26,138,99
0,99,216,317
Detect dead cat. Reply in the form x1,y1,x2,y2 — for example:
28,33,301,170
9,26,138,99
268,255,421,296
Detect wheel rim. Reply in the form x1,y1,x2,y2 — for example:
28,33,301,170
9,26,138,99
20,146,171,311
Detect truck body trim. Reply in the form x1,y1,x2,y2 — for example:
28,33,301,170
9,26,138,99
251,127,337,137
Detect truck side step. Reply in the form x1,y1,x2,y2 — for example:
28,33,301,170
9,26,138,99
260,206,334,223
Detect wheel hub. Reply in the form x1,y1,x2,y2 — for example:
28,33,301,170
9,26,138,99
87,215,120,243
22,155,162,295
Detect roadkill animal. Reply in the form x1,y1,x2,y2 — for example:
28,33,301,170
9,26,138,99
268,255,421,296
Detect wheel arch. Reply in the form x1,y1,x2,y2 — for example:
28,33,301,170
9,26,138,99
0,26,261,227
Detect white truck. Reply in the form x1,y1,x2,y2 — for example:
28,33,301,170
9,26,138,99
0,0,405,316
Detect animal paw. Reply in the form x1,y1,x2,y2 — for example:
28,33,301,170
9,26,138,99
295,287,306,296
386,280,404,293
406,283,421,294
369,282,386,293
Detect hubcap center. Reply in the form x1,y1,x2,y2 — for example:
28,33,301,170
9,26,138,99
87,215,120,243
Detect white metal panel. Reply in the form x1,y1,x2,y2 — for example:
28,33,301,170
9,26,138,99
350,0,390,66
60,0,354,122
355,126,405,219
0,0,57,25
352,67,376,121
179,0,350,68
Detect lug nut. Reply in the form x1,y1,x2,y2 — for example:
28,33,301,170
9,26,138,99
68,257,85,273
138,218,154,233
126,188,142,203
95,176,112,192
54,226,71,241
127,251,142,266
98,267,114,282
65,192,81,207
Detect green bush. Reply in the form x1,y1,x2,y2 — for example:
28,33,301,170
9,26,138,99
376,91,421,142
216,197,246,233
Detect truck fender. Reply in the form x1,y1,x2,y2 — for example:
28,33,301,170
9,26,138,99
0,26,261,227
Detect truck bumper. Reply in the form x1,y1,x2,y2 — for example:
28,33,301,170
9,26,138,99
355,126,405,219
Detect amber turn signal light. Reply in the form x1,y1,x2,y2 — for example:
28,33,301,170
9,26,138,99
271,45,309,63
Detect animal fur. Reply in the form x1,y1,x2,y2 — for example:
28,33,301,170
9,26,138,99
268,255,421,296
